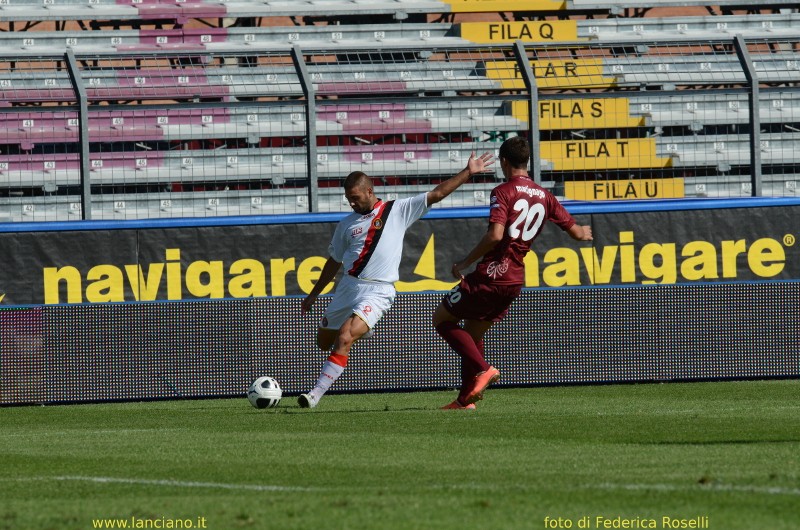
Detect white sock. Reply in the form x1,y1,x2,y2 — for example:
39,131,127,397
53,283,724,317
309,360,346,401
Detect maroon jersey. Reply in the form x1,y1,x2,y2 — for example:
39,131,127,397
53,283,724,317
474,175,575,286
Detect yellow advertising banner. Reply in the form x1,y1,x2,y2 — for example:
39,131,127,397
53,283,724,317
2,206,799,306
442,0,566,12
486,59,617,89
512,98,645,129
460,21,579,43
542,138,672,170
565,178,686,200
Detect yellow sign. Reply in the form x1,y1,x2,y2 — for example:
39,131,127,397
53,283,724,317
395,234,459,292
486,59,617,89
511,98,645,129
460,21,579,43
442,0,566,12
542,138,672,171
42,248,334,304
565,178,685,200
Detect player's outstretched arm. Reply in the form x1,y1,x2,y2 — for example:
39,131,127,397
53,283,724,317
301,256,342,313
426,152,495,206
567,224,593,241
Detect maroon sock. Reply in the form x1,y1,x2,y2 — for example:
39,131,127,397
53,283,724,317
436,320,490,376
457,339,486,404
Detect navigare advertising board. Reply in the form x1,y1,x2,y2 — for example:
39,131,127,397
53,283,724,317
0,203,797,306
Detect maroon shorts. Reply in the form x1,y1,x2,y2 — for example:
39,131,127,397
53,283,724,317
441,273,522,322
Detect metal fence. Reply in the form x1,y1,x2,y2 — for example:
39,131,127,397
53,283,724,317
0,36,798,222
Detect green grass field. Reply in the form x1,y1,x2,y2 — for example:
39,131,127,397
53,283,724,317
1,380,798,530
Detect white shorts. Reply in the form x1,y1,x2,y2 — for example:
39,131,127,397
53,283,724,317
321,274,396,332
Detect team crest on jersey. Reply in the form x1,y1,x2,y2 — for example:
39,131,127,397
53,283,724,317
372,218,383,229
486,259,509,279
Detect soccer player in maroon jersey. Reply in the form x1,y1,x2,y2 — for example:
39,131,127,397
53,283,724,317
434,136,593,409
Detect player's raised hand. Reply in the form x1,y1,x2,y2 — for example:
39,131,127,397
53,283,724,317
467,152,495,175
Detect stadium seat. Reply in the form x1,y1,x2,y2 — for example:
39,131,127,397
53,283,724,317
4,15,800,57
1,7,799,221
627,92,800,128
2,0,799,27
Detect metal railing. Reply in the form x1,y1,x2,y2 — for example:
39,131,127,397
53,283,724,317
0,37,798,222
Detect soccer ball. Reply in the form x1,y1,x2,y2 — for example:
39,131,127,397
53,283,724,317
247,376,282,409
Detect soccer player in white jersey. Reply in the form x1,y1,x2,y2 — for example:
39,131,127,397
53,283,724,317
298,152,495,408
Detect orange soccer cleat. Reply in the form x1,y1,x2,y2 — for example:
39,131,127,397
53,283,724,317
464,367,501,405
440,400,477,410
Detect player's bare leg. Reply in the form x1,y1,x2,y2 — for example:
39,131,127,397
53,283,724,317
299,314,369,408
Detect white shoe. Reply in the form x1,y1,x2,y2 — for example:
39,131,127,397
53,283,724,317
298,393,318,408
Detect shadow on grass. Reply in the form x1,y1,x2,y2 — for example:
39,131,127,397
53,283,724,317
273,405,437,414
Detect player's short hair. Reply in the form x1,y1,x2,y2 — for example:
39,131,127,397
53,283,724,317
499,137,530,169
344,171,373,191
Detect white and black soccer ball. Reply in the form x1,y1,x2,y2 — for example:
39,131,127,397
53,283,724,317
247,376,282,409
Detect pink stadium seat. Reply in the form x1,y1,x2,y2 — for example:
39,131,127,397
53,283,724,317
0,89,74,103
0,111,77,148
87,70,230,100
318,103,432,133
0,153,81,171
0,107,235,147
137,29,183,45
118,1,227,24
0,151,169,174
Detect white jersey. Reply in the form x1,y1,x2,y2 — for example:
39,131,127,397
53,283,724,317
329,193,429,283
